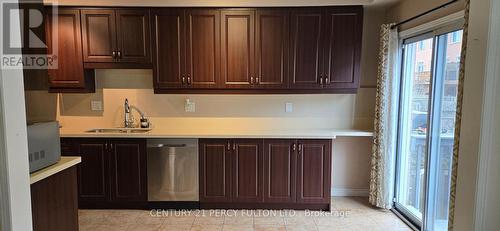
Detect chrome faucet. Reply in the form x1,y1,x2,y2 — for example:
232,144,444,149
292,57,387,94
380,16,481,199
124,98,133,128
124,98,149,128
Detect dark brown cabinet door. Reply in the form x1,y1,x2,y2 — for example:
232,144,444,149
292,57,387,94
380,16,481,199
81,9,117,63
151,9,185,90
255,10,289,89
289,10,323,89
322,7,362,89
263,139,295,203
221,10,255,88
296,139,331,204
186,9,220,89
232,139,263,202
199,139,232,202
109,139,147,202
74,140,109,203
47,9,94,91
116,9,152,63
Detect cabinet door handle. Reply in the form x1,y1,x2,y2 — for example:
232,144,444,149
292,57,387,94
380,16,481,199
112,51,116,59
298,144,303,152
105,143,108,151
292,143,296,151
256,77,260,84
250,76,254,84
227,141,231,151
319,76,324,85
110,143,113,151
182,75,186,84
325,77,329,85
117,51,122,59
187,75,192,85
233,143,236,150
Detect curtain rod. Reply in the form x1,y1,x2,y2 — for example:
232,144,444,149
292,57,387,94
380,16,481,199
391,0,459,29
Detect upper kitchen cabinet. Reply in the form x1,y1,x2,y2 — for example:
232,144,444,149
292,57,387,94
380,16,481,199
185,9,221,89
220,10,255,89
46,8,95,93
152,9,221,92
289,9,323,89
254,9,289,89
151,8,185,90
81,8,151,68
322,7,363,90
290,7,362,92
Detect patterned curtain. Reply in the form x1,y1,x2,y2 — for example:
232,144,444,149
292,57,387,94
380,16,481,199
448,0,470,230
369,24,400,209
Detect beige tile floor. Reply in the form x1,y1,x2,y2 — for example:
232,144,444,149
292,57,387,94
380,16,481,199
79,197,412,231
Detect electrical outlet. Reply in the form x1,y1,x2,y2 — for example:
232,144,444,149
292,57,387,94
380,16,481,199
185,99,196,112
285,102,293,113
91,100,103,111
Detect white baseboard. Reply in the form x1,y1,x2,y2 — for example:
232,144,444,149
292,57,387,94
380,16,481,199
331,187,369,197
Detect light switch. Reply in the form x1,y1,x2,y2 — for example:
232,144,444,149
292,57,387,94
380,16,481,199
91,100,103,111
185,99,196,112
285,102,293,113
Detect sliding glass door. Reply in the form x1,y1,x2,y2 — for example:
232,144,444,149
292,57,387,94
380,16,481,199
395,28,462,231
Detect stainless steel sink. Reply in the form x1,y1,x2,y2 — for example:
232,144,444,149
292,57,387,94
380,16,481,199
85,128,152,134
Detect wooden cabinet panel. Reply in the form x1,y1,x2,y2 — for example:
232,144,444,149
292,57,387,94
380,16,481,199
232,139,263,202
199,139,232,202
255,10,289,89
221,10,255,88
61,138,147,208
116,9,151,63
263,140,295,203
31,166,78,231
109,139,147,202
289,10,323,89
186,9,220,89
151,9,185,90
323,8,362,89
296,139,331,204
75,140,109,203
81,9,116,63
47,9,95,92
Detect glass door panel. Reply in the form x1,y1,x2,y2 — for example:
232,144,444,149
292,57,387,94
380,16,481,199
396,37,434,225
425,30,462,231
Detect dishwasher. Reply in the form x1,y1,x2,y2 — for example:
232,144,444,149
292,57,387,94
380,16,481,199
147,139,199,201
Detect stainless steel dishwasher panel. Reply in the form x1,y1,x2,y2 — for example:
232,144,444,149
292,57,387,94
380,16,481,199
147,139,199,201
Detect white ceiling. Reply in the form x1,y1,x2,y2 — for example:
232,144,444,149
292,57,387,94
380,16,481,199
44,0,400,7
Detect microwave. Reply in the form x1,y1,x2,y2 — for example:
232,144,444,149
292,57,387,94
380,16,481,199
27,121,61,173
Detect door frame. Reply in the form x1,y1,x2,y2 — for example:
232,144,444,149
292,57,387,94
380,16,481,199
394,13,465,230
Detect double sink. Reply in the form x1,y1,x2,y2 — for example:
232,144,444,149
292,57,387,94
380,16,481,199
85,128,152,134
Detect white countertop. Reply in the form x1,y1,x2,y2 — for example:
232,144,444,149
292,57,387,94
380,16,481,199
59,128,373,139
30,156,81,184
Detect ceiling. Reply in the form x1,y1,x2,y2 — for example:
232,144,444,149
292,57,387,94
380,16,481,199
44,0,400,7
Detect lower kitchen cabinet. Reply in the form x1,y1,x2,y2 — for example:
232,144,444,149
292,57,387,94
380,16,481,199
232,139,263,203
263,139,296,203
199,138,331,210
199,139,232,202
61,138,147,208
296,139,332,204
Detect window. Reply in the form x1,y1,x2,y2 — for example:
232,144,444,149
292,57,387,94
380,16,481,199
418,41,426,50
395,29,463,231
417,62,425,72
449,30,462,43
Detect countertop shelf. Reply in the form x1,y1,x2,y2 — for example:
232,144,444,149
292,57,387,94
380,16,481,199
59,128,374,139
30,156,81,184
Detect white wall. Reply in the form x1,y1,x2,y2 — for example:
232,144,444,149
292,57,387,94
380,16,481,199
474,0,500,229
0,0,33,229
452,0,490,230
0,60,33,231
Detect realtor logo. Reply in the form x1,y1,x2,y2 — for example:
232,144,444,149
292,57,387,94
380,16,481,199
1,1,58,69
